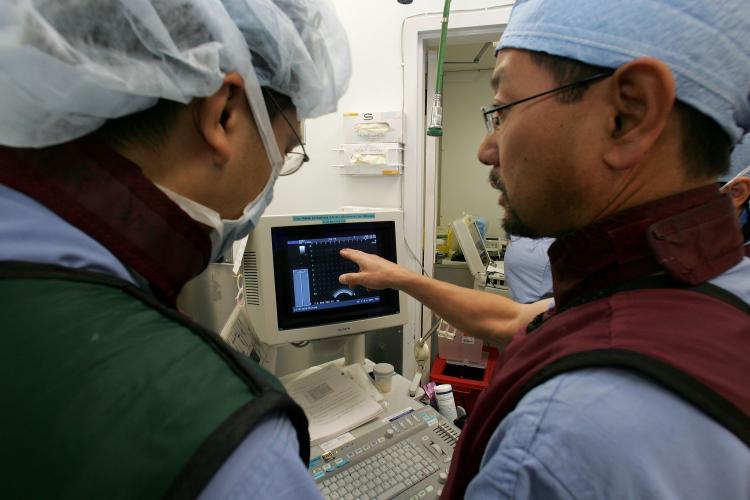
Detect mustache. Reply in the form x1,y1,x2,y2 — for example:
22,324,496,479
489,169,505,192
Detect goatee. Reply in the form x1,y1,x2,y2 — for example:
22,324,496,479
489,169,541,239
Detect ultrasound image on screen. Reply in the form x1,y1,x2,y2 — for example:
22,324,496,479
271,221,400,332
287,234,380,313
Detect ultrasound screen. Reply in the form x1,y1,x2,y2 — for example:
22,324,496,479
271,221,400,331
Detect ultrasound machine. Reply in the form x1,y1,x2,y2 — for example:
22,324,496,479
225,209,460,499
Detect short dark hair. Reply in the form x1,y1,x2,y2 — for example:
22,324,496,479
97,87,294,151
528,50,731,179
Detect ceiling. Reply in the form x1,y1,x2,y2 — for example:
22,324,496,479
442,40,497,72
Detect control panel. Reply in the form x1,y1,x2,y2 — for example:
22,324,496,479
308,406,460,499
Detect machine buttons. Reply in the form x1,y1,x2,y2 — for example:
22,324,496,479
424,441,444,459
385,429,395,439
438,472,448,484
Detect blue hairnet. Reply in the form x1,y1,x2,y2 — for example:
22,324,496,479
720,135,750,183
497,0,750,144
0,0,351,148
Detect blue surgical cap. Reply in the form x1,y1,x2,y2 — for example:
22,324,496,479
497,0,750,144
720,135,750,183
0,0,351,148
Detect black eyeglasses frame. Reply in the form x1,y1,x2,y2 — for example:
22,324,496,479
480,69,616,134
265,91,309,176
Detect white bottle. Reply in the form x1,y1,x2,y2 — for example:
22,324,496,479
435,384,458,423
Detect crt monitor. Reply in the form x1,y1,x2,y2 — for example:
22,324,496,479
451,215,492,277
241,210,408,345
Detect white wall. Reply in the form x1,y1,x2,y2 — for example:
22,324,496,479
439,69,506,239
268,0,506,215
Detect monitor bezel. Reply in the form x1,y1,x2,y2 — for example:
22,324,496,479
271,221,401,331
242,210,408,345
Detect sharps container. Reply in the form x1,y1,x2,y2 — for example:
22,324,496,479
373,363,395,393
435,384,458,422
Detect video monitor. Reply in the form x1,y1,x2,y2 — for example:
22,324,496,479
242,210,408,345
451,215,492,277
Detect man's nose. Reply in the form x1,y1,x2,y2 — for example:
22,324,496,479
477,133,498,167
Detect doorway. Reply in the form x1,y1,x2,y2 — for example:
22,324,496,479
401,5,512,378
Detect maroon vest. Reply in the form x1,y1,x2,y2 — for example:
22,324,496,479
442,186,750,498
0,138,211,306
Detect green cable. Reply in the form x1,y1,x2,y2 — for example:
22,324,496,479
434,0,451,100
426,0,452,137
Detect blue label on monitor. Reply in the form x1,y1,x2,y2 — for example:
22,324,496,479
292,213,376,224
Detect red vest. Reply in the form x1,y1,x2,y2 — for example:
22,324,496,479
442,186,750,498
0,139,211,305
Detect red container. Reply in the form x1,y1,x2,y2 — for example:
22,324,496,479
429,347,498,414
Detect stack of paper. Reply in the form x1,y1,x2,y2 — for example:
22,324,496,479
285,365,384,445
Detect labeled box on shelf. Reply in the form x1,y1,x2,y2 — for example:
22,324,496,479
334,142,403,167
343,111,403,143
332,142,403,176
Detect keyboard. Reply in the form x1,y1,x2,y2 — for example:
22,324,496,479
308,406,460,500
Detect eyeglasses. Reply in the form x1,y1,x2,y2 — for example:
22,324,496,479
265,91,309,176
281,145,308,176
480,69,615,134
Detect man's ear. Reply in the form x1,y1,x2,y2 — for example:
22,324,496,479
602,58,676,170
725,177,750,210
195,72,246,166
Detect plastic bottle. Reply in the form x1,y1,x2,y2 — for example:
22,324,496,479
435,383,458,423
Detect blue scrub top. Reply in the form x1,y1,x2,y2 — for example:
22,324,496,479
504,236,554,303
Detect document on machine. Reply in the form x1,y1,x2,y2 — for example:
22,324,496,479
284,364,384,445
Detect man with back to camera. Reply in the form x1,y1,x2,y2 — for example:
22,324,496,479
344,0,750,498
503,235,554,303
0,1,350,498
720,135,750,255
